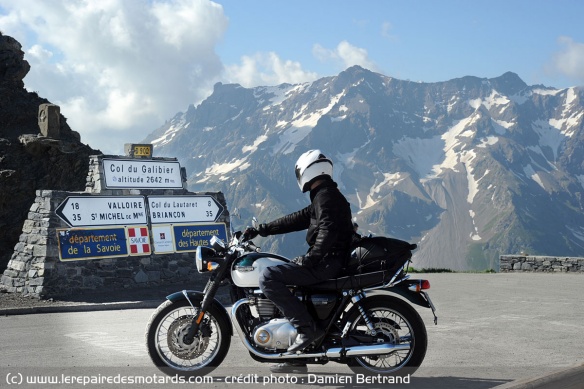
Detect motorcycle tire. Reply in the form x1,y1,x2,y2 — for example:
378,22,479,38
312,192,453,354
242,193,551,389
343,294,428,377
145,299,231,377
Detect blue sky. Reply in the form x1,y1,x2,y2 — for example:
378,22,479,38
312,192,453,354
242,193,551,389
1,0,583,154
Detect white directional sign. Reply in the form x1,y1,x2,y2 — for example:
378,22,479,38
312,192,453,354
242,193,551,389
56,196,147,227
102,159,183,189
147,195,224,224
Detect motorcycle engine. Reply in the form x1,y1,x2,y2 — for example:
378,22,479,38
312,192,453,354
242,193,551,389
252,318,297,350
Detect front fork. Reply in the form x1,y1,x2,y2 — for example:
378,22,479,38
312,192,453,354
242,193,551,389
183,264,230,343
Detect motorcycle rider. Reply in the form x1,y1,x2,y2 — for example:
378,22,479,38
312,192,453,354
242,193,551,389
245,149,354,373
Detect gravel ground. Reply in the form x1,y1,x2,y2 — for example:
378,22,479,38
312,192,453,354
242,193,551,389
0,282,232,312
0,288,75,309
0,283,196,310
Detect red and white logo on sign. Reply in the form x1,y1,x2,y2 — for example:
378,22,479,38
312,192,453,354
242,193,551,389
128,227,150,255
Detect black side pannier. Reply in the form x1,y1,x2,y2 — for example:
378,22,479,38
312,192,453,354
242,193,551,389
345,236,417,276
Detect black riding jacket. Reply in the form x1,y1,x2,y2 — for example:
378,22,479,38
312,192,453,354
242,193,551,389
263,179,354,261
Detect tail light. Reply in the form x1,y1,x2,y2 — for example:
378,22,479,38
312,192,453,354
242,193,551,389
408,279,431,292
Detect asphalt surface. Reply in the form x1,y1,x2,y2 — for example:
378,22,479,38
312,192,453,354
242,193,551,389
1,272,583,389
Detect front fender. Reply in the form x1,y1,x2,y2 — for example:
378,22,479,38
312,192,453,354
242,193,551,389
166,290,233,336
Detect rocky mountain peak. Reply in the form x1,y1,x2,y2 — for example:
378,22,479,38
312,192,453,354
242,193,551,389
0,31,30,89
0,33,101,272
144,66,584,270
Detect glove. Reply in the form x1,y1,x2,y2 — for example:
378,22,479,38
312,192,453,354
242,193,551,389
291,255,317,268
243,223,269,240
243,227,258,240
257,223,269,237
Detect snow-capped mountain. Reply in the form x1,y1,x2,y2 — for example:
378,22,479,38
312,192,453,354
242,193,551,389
143,66,584,270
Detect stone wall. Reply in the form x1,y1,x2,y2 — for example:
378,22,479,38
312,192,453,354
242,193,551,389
500,255,584,272
0,155,230,298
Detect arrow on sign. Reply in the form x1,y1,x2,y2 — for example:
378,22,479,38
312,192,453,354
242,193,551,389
55,196,147,227
147,195,224,224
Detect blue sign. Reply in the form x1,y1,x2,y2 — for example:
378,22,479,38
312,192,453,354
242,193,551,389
57,228,128,261
173,223,228,252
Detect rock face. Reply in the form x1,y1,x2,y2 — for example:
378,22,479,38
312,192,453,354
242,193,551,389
0,32,100,272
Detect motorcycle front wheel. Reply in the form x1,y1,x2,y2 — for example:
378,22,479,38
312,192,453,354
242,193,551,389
343,295,428,376
145,299,231,377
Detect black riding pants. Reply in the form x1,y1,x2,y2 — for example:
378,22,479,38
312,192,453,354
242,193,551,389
259,259,343,332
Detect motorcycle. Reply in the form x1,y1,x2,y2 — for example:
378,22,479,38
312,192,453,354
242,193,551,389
145,220,438,377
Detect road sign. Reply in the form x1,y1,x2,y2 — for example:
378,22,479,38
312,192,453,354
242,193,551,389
56,196,147,227
57,227,128,261
102,159,183,189
148,195,224,224
127,226,151,255
173,223,228,252
151,225,175,253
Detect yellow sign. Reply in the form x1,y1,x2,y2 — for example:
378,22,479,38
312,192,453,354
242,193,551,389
124,143,153,158
134,145,152,157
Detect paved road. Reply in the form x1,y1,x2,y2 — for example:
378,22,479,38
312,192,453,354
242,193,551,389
1,273,583,388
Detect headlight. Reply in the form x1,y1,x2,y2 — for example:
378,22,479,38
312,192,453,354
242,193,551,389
195,246,221,273
195,246,204,272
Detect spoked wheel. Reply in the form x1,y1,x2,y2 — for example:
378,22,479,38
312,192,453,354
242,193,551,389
344,295,427,376
145,299,231,376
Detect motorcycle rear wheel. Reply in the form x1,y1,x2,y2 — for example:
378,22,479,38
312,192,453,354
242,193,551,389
145,299,231,377
343,295,427,376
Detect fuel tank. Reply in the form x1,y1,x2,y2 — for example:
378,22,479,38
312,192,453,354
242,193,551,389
231,252,289,287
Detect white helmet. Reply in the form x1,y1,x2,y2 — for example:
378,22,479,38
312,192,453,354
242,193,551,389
294,149,333,192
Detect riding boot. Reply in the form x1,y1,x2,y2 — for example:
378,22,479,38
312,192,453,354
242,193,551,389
287,322,324,353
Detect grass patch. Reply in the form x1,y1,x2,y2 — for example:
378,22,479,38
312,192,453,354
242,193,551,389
407,267,455,273
406,267,497,273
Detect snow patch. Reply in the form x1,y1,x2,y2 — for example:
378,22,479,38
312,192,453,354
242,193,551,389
392,136,444,179
533,88,562,96
242,135,268,153
469,210,482,241
492,119,513,134
257,84,307,109
523,164,545,190
478,137,499,148
531,119,568,160
478,90,511,112
273,91,345,155
195,158,249,183
360,172,406,210
467,168,489,204
151,118,188,147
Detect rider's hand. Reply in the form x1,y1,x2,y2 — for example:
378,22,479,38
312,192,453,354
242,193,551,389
291,255,316,268
257,223,269,237
243,224,269,240
243,227,259,240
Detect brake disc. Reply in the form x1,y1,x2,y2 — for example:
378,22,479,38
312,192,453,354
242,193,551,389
167,315,209,359
371,320,399,344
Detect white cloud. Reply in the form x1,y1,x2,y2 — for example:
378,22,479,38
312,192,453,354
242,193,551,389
381,21,398,42
0,0,228,154
549,36,584,83
225,52,318,87
313,40,379,73
27,45,53,62
0,2,384,154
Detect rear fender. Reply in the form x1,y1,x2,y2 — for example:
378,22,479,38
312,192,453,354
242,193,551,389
383,282,432,309
166,290,233,335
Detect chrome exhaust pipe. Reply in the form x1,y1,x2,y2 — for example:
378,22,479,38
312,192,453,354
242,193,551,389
326,343,410,358
231,299,410,360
